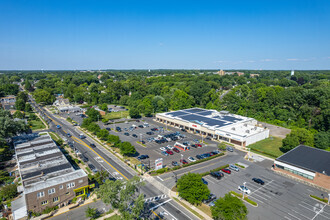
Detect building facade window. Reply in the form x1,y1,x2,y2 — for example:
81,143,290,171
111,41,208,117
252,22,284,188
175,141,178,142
41,200,48,205
59,185,63,190
53,197,59,203
37,191,45,198
276,164,314,180
79,179,83,183
48,188,55,195
67,182,75,189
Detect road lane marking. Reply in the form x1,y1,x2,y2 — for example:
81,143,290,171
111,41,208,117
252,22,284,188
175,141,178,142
284,217,292,220
157,176,164,181
150,199,172,210
288,212,302,220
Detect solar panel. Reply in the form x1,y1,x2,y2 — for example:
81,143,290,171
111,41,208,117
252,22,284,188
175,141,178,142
222,116,243,122
195,110,213,116
183,108,205,113
165,111,188,117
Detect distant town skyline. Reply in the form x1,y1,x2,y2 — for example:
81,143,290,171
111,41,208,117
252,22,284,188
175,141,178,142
0,0,329,70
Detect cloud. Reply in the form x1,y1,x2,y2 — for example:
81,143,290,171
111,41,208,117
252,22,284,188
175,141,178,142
260,59,277,62
159,42,164,46
286,58,299,61
286,58,316,61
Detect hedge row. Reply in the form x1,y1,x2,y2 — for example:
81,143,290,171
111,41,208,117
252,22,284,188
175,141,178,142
310,195,328,203
149,153,225,175
230,191,257,206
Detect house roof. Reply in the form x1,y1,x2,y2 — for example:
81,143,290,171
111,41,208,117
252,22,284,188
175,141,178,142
276,145,330,176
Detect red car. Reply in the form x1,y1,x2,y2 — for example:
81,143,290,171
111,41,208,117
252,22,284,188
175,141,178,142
166,150,174,155
222,168,231,174
173,147,180,153
180,159,188,164
196,144,202,147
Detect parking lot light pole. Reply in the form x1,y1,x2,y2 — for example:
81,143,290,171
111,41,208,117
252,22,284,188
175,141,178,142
181,154,183,165
328,193,330,205
242,182,246,200
140,134,142,142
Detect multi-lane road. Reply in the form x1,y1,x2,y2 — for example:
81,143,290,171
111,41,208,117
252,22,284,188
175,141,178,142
28,95,198,220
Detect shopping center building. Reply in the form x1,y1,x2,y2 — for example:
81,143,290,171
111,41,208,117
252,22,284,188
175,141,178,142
155,108,269,147
275,145,330,190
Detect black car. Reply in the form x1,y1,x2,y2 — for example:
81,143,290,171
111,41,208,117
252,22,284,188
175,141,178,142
138,125,144,128
124,132,129,136
252,178,265,185
191,144,197,148
210,172,223,180
106,127,111,131
196,155,203,160
132,134,138,138
90,143,96,148
202,194,216,203
137,155,149,160
116,127,121,132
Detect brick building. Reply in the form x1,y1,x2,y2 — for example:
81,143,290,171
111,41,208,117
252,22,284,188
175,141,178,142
12,132,88,219
274,145,330,191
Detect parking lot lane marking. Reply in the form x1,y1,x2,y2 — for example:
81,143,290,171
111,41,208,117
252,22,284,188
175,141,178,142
298,204,330,219
284,216,292,220
301,201,330,216
249,180,273,196
204,177,216,184
246,195,264,204
288,213,302,220
248,192,268,201
157,176,164,182
292,209,314,220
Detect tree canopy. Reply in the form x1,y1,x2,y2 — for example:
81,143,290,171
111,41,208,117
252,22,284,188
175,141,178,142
211,193,248,220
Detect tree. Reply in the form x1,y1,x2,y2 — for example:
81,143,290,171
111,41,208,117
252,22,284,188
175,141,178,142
25,80,33,92
33,89,55,104
170,89,195,110
0,184,17,201
281,128,314,152
177,173,210,205
25,103,33,112
96,176,145,218
211,193,248,220
85,108,101,122
85,206,98,220
94,170,110,184
129,108,140,118
119,142,136,156
13,111,24,119
15,99,26,111
87,123,100,134
314,131,330,149
97,129,109,141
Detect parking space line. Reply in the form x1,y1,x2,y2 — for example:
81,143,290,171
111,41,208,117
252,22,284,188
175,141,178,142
292,209,312,220
247,195,264,204
288,212,302,220
249,180,273,196
249,192,268,201
301,201,330,216
298,204,330,219
284,216,292,220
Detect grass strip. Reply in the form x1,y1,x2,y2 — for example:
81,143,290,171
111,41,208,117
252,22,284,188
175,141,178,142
310,195,328,203
235,163,245,168
230,191,257,206
172,197,204,219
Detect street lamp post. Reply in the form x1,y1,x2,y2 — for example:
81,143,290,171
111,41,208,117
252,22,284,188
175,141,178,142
328,193,330,205
140,133,142,142
242,182,246,200
181,154,183,165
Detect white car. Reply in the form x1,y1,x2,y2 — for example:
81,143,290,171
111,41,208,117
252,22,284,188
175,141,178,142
238,186,251,194
167,145,174,149
160,147,166,151
188,157,196,162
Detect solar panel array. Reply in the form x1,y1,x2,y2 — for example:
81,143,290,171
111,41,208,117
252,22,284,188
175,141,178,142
164,108,244,129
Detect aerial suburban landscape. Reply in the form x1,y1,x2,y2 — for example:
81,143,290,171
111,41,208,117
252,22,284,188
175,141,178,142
0,1,329,220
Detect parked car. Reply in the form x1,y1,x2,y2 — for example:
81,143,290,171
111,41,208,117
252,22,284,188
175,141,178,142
160,147,166,151
203,194,216,204
132,134,138,138
161,151,169,156
210,171,223,180
56,125,61,129
181,128,186,132
172,161,179,166
196,155,203,160
166,150,173,155
173,147,180,153
226,146,234,152
188,157,196,162
146,132,154,135
124,132,129,136
252,178,265,185
180,159,188,164
201,178,208,185
190,144,197,148
138,125,144,128
106,127,111,131
137,155,149,160
229,164,240,172
79,134,85,139
88,164,98,173
196,144,202,147
221,168,231,174
90,143,96,148
67,133,71,137
208,200,217,207
116,127,121,132
238,185,251,194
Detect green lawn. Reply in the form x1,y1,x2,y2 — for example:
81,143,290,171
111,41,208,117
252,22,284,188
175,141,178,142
248,136,283,158
29,119,46,130
103,111,129,120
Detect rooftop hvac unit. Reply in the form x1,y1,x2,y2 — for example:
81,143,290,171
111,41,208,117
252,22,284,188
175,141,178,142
231,127,235,130
246,130,250,133
244,124,248,127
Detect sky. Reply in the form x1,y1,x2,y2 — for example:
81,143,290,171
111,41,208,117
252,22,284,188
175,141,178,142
0,0,329,70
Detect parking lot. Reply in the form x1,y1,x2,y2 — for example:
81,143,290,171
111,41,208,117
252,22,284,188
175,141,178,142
202,160,330,220
99,118,221,168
